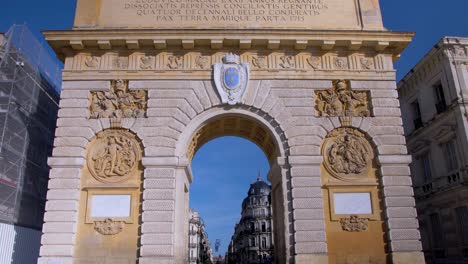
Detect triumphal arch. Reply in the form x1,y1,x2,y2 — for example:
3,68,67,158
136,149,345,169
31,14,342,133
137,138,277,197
39,0,424,263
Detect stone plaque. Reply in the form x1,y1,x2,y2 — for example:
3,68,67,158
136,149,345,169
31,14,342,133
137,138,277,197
90,195,132,218
74,0,384,30
333,193,372,215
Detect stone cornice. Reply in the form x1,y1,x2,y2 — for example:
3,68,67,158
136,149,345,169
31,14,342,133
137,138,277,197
43,29,414,60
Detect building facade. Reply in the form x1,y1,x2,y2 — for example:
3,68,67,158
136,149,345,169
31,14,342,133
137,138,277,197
189,209,213,264
39,0,425,263
0,25,60,263
398,37,468,263
226,177,274,264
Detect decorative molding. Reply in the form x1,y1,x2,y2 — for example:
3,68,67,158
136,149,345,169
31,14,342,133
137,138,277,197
340,215,369,232
322,127,373,180
315,80,371,117
87,129,142,183
94,218,125,235
90,79,147,119
68,51,388,74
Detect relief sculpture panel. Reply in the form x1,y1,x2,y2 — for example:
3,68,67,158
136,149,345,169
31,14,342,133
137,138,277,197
315,80,371,117
86,129,142,183
90,79,147,118
322,127,373,180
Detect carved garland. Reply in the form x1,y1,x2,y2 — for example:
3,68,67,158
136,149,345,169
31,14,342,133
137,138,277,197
315,80,371,117
322,127,373,180
87,129,142,183
340,215,369,232
89,79,147,119
94,218,125,235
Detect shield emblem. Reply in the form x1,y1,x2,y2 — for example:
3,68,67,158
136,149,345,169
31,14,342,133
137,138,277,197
224,67,240,89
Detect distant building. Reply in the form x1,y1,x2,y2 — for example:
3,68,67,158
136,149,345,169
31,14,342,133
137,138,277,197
398,37,468,263
0,25,60,263
189,209,214,264
226,176,274,264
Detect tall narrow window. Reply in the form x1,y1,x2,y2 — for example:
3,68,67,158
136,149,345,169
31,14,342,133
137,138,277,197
411,100,423,129
421,153,432,182
262,237,267,249
443,140,459,173
434,83,447,114
262,222,266,232
430,213,445,250
455,207,468,247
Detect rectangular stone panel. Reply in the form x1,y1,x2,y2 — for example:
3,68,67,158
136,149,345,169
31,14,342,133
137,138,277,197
74,0,384,30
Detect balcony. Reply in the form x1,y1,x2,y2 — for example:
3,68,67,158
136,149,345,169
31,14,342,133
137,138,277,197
415,170,465,198
189,243,198,248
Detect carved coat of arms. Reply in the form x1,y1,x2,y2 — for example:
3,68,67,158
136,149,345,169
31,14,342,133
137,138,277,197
214,53,250,105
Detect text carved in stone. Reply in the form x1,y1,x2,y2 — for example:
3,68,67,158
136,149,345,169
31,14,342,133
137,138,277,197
315,80,371,117
87,130,141,183
90,80,147,119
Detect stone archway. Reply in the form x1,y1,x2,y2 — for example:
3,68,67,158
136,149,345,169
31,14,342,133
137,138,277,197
173,107,292,263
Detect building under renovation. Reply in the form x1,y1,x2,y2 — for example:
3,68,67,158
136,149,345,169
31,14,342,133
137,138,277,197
0,25,61,263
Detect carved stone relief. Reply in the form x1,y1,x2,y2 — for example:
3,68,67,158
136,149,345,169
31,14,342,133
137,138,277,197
140,56,154,69
90,80,147,119
315,80,371,117
87,129,142,183
279,55,295,69
252,56,267,69
334,57,349,69
360,57,374,70
167,55,183,69
307,56,321,69
322,127,373,180
94,218,125,235
85,56,100,68
340,215,369,232
112,56,129,70
195,55,210,69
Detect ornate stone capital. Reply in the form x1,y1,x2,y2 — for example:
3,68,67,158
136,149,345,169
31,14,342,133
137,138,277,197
94,218,125,235
315,80,371,117
90,79,147,119
87,129,142,183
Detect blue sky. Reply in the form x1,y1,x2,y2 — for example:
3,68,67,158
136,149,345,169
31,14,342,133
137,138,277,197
1,0,468,256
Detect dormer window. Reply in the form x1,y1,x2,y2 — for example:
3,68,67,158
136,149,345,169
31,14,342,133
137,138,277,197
434,83,447,114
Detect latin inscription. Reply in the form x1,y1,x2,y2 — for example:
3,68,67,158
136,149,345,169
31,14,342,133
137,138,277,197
123,0,329,24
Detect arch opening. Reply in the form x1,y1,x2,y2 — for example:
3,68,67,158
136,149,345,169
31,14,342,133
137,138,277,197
178,112,289,264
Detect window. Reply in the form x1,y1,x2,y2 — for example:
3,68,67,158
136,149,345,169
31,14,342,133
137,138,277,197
443,140,458,172
250,237,255,247
262,237,267,249
455,207,468,247
434,83,447,114
430,213,445,249
250,222,255,232
411,100,423,129
421,153,432,182
262,222,266,232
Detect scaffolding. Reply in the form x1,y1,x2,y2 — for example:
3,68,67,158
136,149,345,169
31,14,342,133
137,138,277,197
0,25,61,230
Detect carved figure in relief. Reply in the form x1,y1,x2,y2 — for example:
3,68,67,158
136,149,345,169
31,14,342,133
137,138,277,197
315,80,371,117
307,56,321,69
167,55,183,69
112,57,129,69
340,215,369,232
195,55,210,69
85,56,100,68
87,130,141,183
279,55,295,69
140,56,153,69
334,57,348,69
90,80,147,119
252,56,267,69
451,46,466,57
360,57,374,70
322,128,373,179
94,218,125,235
